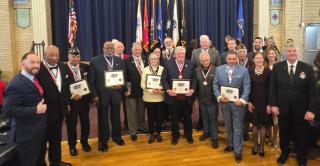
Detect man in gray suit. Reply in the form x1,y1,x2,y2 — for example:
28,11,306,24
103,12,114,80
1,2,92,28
191,35,221,67
193,52,218,148
213,51,251,163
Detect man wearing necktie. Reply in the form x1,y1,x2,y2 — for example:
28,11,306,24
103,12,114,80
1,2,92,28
36,45,72,166
124,42,148,141
2,52,46,166
213,51,251,163
161,46,196,145
269,43,317,166
160,37,175,65
89,41,126,152
65,48,91,156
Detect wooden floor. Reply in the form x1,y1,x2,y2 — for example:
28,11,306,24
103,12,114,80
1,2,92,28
60,130,320,166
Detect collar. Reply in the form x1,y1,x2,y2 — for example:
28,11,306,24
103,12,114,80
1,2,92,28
21,70,34,82
132,54,142,60
287,60,298,67
44,60,58,68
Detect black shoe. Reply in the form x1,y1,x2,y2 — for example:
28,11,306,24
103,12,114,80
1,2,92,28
113,139,125,146
131,134,138,141
235,153,242,163
187,137,194,144
50,161,72,166
211,139,219,149
224,146,234,152
298,159,307,166
81,143,91,152
259,146,265,157
252,146,258,155
69,147,78,156
148,134,156,144
138,127,148,133
156,134,163,143
244,134,249,142
196,124,203,131
98,142,108,152
277,153,289,164
171,138,178,145
199,133,210,141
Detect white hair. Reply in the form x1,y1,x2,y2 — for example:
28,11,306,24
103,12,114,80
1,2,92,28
174,46,186,54
199,52,210,61
200,35,210,42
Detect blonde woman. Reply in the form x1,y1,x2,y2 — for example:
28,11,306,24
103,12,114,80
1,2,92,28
265,47,280,148
141,53,165,144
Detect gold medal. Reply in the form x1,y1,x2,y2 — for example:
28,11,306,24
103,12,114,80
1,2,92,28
203,81,208,86
179,75,183,79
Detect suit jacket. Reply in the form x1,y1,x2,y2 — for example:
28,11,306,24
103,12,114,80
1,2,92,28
160,48,175,66
213,64,251,102
161,59,196,104
2,73,46,143
269,61,316,116
194,65,217,105
125,55,148,98
89,55,126,105
66,63,91,104
191,48,221,67
36,62,71,124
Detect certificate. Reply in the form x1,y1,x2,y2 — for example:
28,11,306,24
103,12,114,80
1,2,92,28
105,70,124,87
220,86,239,102
172,79,190,94
146,74,163,89
70,79,90,96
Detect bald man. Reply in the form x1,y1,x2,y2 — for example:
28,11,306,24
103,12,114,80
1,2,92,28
89,41,126,152
36,45,72,166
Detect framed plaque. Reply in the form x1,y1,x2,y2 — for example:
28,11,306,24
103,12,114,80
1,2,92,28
105,70,124,87
146,74,163,89
172,79,190,94
70,79,90,96
221,86,239,102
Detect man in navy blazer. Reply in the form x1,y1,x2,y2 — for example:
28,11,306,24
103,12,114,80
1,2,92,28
89,41,126,152
2,52,47,166
213,51,251,163
161,46,196,145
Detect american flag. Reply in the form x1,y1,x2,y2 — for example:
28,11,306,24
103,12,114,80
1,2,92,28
68,0,77,47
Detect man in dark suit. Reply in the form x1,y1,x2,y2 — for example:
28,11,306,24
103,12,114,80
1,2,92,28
36,45,72,166
124,42,148,141
2,52,46,166
89,41,125,152
162,46,195,145
269,43,317,166
220,37,237,65
247,37,264,60
65,47,91,156
160,37,175,65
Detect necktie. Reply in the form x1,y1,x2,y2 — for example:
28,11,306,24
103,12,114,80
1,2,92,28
33,77,44,96
289,65,294,84
49,66,58,70
136,59,142,75
226,66,234,84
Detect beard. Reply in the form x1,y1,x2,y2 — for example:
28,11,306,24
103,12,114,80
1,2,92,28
27,68,39,75
254,45,261,51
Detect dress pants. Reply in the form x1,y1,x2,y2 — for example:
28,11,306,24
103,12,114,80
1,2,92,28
38,117,63,165
146,102,163,134
169,100,193,139
200,103,218,140
279,104,310,162
220,102,246,154
66,100,90,147
126,97,145,135
97,103,122,144
17,133,43,166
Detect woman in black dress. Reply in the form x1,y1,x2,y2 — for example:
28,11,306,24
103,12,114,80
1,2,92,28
247,52,272,157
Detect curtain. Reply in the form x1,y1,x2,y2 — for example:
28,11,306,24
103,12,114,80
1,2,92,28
51,0,253,61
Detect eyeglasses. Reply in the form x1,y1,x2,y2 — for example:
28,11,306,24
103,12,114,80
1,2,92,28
69,48,80,55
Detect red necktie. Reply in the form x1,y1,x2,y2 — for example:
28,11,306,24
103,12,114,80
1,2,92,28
33,77,44,96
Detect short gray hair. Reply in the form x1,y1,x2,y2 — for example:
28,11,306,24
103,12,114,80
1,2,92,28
284,43,298,51
132,42,142,48
174,46,186,54
199,52,210,61
200,35,209,42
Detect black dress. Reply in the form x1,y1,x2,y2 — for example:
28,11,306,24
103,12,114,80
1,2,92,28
249,67,272,126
